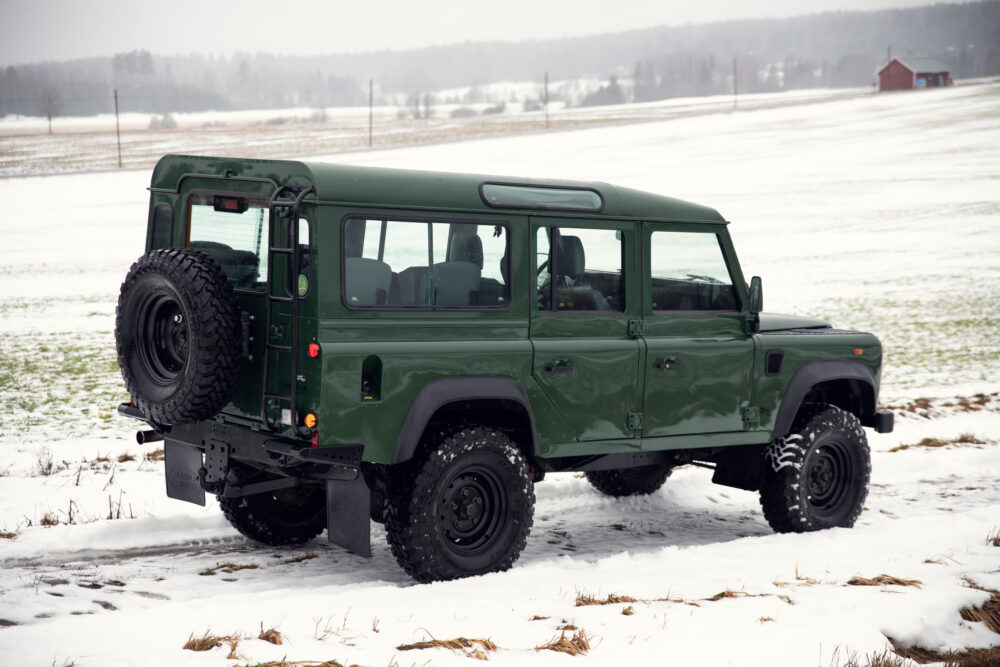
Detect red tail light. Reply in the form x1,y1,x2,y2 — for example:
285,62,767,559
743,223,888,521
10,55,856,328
307,343,320,358
311,432,319,448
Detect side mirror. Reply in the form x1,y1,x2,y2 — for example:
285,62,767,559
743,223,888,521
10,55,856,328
749,276,763,315
748,276,763,334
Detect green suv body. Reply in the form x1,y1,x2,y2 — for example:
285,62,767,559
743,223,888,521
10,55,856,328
116,154,893,582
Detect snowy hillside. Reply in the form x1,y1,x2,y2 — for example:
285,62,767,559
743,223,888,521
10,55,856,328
1,82,998,667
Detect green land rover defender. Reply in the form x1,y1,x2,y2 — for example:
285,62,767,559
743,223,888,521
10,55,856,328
115,154,894,582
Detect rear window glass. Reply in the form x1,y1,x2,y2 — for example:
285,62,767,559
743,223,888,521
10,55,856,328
189,195,269,289
188,195,311,295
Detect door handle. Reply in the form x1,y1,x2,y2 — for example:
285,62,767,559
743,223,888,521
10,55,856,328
545,362,575,374
654,356,681,371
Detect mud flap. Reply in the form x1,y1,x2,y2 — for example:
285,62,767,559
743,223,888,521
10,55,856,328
164,440,206,506
326,476,371,557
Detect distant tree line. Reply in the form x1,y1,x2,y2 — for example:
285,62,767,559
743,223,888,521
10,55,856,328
1,1,997,119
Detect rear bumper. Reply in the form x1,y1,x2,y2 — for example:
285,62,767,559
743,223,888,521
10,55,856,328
118,402,363,477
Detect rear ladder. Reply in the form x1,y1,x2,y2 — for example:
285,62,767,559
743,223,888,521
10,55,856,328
260,185,314,435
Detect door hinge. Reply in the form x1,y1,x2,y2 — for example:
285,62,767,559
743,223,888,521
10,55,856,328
627,319,643,337
626,411,643,432
742,405,761,430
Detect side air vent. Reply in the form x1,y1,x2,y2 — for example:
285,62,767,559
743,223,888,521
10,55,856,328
765,349,785,376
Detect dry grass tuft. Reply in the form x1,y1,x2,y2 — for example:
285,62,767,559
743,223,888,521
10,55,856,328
284,552,318,564
0,530,17,540
832,647,912,667
396,636,498,656
575,592,638,606
198,562,260,576
536,629,590,656
958,582,1000,635
893,645,1000,666
704,590,749,601
758,616,775,623
144,448,165,462
889,434,985,453
988,527,1000,548
621,605,635,616
888,583,1000,665
236,661,348,667
529,615,549,621
847,574,922,588
183,630,238,651
259,622,284,645
116,453,135,463
226,639,243,660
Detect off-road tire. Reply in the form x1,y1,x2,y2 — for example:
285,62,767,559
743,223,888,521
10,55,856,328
116,249,242,424
219,481,327,546
384,426,534,582
585,464,673,497
759,405,870,533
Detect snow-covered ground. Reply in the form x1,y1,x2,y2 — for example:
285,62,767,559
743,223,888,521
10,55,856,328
1,82,998,666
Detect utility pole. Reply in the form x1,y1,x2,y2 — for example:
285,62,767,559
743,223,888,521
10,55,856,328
114,88,122,168
544,71,549,130
732,57,739,110
368,79,373,148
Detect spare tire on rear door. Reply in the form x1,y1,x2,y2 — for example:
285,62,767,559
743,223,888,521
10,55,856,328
115,248,243,425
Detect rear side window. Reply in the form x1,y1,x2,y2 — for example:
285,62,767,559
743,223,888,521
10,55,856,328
343,217,509,309
649,231,738,311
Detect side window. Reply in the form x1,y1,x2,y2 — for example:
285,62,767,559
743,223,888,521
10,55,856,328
649,231,738,311
150,203,173,250
536,226,624,312
343,217,509,309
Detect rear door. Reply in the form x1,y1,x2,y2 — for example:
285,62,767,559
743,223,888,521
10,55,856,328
530,219,641,442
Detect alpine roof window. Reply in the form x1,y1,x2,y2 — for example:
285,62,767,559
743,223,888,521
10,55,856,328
480,183,603,212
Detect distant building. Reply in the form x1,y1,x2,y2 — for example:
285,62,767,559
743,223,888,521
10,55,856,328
878,57,953,91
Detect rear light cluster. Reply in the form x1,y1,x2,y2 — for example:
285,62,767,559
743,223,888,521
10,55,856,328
306,341,320,447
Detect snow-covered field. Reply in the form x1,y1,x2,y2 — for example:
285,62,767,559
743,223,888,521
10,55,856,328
1,83,998,666
0,87,872,178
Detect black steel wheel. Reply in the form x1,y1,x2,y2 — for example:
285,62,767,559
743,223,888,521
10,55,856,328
759,405,871,532
219,473,326,546
585,464,673,497
384,426,534,582
115,249,243,424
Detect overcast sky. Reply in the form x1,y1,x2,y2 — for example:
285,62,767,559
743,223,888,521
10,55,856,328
1,0,958,66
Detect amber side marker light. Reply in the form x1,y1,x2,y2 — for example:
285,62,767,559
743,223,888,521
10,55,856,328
852,348,864,356
303,413,317,429
307,343,320,358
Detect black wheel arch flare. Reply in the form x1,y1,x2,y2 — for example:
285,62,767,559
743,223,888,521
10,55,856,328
773,360,877,438
393,376,540,464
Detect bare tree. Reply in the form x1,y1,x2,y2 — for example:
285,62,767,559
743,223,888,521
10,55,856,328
37,89,61,134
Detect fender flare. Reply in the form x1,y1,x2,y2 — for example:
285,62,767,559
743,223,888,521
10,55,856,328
392,375,539,464
773,360,876,437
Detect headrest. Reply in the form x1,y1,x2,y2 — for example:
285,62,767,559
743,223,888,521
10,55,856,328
557,235,585,277
344,219,366,258
449,233,483,269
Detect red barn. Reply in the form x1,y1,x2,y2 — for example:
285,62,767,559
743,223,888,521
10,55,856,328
878,57,952,91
